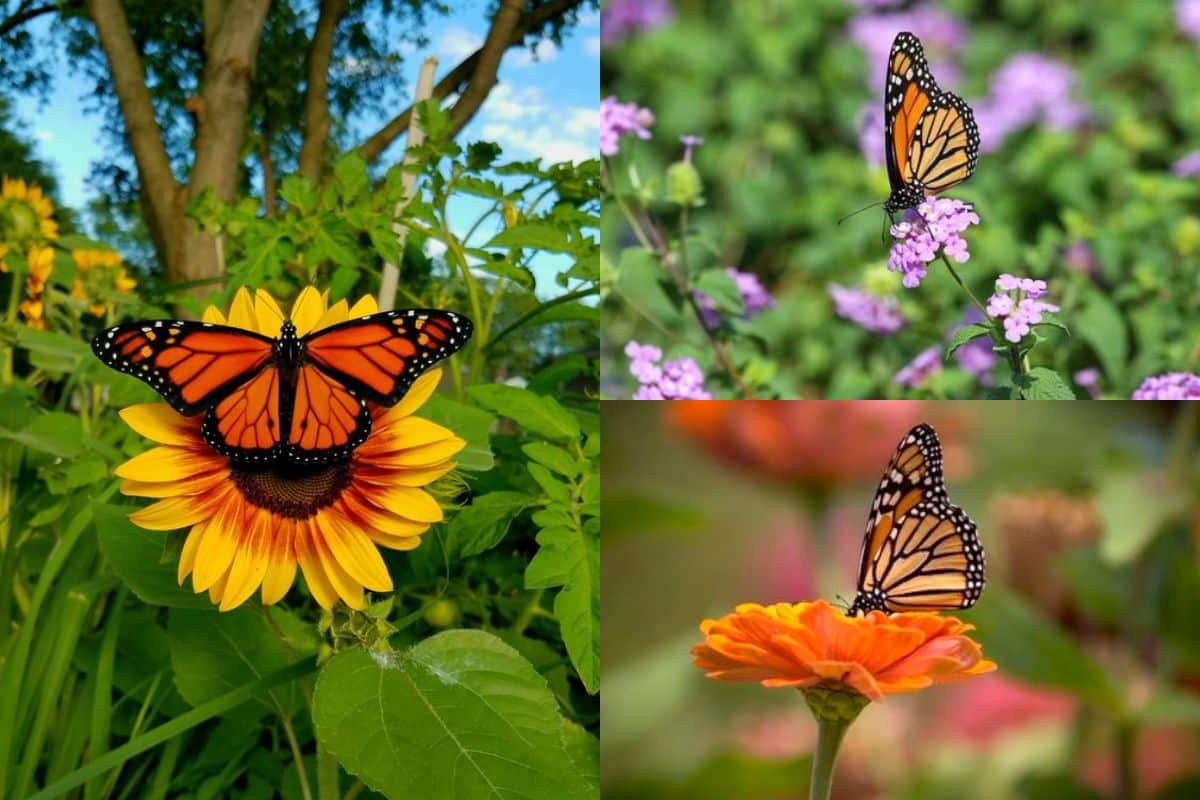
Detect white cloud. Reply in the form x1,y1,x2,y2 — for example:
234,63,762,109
479,98,597,164
578,8,600,28
483,83,548,120
436,26,482,61
34,131,53,143
584,36,600,58
511,39,559,67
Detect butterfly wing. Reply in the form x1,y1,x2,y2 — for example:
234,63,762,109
282,364,373,466
850,424,985,614
302,309,472,405
92,321,274,416
907,91,979,194
202,365,286,463
884,32,940,192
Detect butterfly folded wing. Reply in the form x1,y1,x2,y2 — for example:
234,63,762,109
908,93,979,194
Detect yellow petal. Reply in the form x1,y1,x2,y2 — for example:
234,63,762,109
315,508,393,592
296,520,339,609
178,523,205,583
367,437,466,469
191,497,243,591
261,518,297,605
367,530,427,551
207,570,230,605
313,298,349,332
219,510,272,611
253,289,285,337
309,529,365,610
115,446,220,482
353,462,455,488
374,416,459,451
370,486,443,523
121,469,227,498
227,287,256,330
290,286,326,336
381,369,442,423
129,493,221,531
337,491,431,537
202,305,227,324
348,294,378,318
119,404,200,446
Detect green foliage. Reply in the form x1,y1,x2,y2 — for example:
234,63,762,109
602,0,1200,398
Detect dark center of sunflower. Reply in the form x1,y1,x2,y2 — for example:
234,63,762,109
230,460,352,519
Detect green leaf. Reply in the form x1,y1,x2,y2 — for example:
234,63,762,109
961,586,1120,712
420,393,494,472
945,322,992,358
1096,473,1188,565
96,504,214,610
446,491,531,558
693,269,745,316
527,463,571,504
486,222,574,253
312,632,591,800
168,606,308,723
560,720,599,796
15,326,91,375
280,175,317,214
0,412,85,458
1015,367,1076,399
468,383,580,442
522,442,580,478
526,519,599,693
333,151,369,202
1075,291,1127,383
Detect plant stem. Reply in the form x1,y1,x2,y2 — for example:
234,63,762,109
317,741,340,800
809,714,852,800
938,253,1026,377
1115,720,1136,800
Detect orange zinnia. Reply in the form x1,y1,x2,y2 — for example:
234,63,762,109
115,287,465,611
692,599,995,701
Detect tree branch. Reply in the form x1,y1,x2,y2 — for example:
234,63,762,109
85,0,180,258
356,0,583,163
297,0,347,180
446,0,524,136
0,2,59,38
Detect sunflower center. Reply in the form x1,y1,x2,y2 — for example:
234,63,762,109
231,460,352,519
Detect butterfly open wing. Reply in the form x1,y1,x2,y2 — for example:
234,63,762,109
849,424,985,614
92,321,274,416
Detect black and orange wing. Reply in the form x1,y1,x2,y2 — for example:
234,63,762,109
906,92,979,194
848,424,985,615
302,309,472,406
201,365,288,463
884,32,940,193
92,321,274,416
280,364,373,466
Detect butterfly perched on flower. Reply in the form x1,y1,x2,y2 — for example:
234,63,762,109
847,424,985,615
92,306,471,466
882,32,980,216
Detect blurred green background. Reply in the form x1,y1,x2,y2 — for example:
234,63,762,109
601,0,1200,399
601,400,1200,799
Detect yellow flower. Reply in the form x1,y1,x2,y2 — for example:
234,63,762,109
116,286,466,612
19,297,44,328
26,244,53,294
0,243,8,271
114,266,136,293
2,176,58,241
73,248,121,272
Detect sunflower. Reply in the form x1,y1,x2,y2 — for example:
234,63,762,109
1,176,59,241
115,286,466,612
691,599,995,702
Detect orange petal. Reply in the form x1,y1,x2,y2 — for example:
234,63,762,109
190,494,243,591
261,519,298,605
219,509,272,611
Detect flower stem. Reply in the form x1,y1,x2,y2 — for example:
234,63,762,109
938,253,1027,377
809,714,851,800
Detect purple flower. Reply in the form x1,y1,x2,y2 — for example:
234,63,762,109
950,308,996,385
1075,368,1102,399
847,6,966,93
1178,0,1200,43
888,198,980,288
975,53,1087,152
986,273,1060,344
600,0,674,45
828,284,905,334
1132,372,1200,400
894,345,942,389
601,96,655,157
627,340,712,399
857,103,886,167
1064,240,1097,276
1172,151,1200,178
694,267,776,328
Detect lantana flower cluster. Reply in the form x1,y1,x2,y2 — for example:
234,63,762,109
626,341,711,399
600,0,674,45
888,199,980,288
828,284,904,334
1132,372,1200,400
601,96,655,157
986,274,1059,343
694,267,775,329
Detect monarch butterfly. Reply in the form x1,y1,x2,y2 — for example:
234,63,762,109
882,32,980,215
92,308,472,466
847,423,985,615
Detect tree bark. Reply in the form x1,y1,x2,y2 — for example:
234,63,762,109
0,1,61,37
260,120,278,218
356,0,584,163
297,0,348,180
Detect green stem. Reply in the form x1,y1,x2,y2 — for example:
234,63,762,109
1115,721,1136,800
809,714,851,800
317,741,340,800
484,287,598,352
510,588,545,636
938,253,1026,377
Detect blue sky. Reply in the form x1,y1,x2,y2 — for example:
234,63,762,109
13,2,599,293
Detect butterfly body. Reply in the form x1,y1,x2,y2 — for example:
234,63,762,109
882,33,979,217
93,308,471,467
847,424,985,616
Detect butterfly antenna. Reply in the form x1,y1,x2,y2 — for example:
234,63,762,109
837,200,883,226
